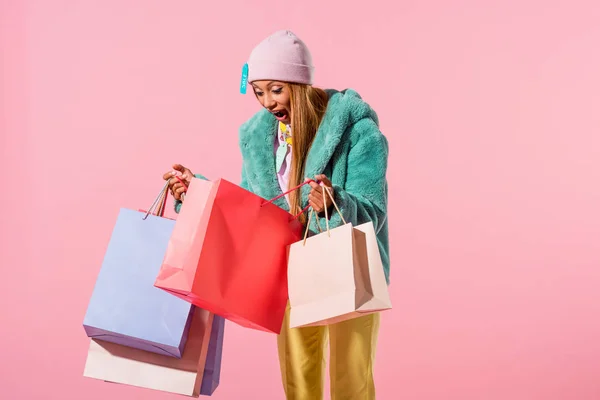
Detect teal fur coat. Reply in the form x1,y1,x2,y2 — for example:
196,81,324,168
176,89,390,283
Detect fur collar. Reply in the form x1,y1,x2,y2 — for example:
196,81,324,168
239,88,379,210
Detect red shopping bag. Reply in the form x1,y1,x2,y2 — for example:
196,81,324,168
155,177,305,334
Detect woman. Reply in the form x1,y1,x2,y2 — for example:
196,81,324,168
164,30,389,400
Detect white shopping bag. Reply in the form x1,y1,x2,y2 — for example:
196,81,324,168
83,307,214,397
287,186,392,328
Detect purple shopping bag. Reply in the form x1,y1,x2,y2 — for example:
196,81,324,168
200,314,225,395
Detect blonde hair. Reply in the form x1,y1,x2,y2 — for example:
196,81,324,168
287,83,329,223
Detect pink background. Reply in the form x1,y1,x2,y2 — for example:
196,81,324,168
2,1,600,399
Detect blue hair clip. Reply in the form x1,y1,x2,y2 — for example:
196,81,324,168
240,63,248,94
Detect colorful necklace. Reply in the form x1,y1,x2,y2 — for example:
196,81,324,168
280,122,293,145
276,122,292,172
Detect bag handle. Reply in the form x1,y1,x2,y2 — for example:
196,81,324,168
170,176,318,220
262,179,316,206
147,171,190,218
322,185,346,230
172,177,317,207
302,184,346,245
261,179,320,220
173,175,188,202
143,180,170,220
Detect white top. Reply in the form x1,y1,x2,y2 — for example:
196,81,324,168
274,122,292,206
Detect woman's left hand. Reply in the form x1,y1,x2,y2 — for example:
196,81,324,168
308,175,334,214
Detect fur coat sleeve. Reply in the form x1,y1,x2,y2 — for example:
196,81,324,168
325,117,388,235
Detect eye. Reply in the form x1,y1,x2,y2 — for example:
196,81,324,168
254,91,264,96
272,87,283,94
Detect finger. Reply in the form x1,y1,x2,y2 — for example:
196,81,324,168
163,171,175,180
308,191,323,204
182,169,194,180
307,179,320,189
315,174,332,187
173,175,189,187
171,183,184,194
308,193,324,211
171,170,192,184
310,186,324,198
168,177,180,188
172,164,187,174
172,184,187,200
310,196,324,212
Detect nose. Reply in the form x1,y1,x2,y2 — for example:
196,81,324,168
263,93,277,110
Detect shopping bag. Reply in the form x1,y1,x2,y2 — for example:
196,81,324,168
199,312,225,395
83,182,194,358
287,186,392,328
155,177,303,334
83,307,225,397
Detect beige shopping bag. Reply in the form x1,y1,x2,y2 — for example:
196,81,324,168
83,307,214,397
287,186,392,328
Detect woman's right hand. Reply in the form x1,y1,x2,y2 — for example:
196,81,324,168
163,164,194,201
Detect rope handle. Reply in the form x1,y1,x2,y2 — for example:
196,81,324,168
143,180,170,220
301,184,346,244
266,179,328,221
322,184,346,229
144,173,189,221
262,179,318,207
174,175,188,189
168,176,326,223
173,176,317,207
173,175,188,202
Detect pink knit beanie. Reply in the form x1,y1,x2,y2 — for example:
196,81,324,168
245,30,314,86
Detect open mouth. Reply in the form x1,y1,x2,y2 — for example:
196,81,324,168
272,110,288,121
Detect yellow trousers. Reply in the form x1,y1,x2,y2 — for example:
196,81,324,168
277,304,380,400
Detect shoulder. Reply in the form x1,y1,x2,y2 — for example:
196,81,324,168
239,108,274,147
324,88,380,127
324,88,386,149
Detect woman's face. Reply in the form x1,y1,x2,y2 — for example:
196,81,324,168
251,80,291,124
